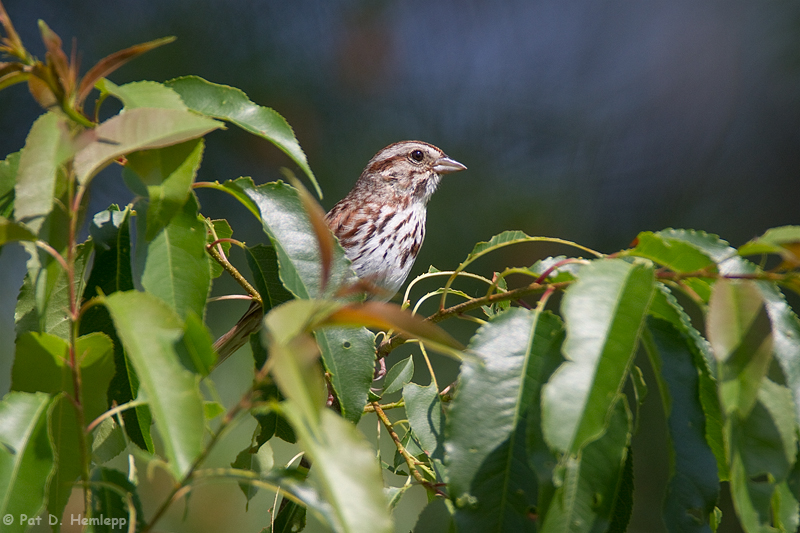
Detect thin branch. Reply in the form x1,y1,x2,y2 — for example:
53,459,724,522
86,399,148,433
371,401,439,495
206,243,262,306
378,280,568,359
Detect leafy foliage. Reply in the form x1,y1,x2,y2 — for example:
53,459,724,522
3,5,800,532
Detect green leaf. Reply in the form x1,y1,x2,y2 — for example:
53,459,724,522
0,216,35,244
384,356,414,396
0,151,20,218
542,258,655,454
282,407,393,533
134,194,211,320
648,284,727,479
246,243,295,311
653,229,738,265
738,225,800,263
446,308,564,531
73,107,222,185
263,300,330,418
49,394,84,520
272,498,307,533
80,206,152,451
528,256,580,284
165,75,322,198
314,327,376,423
728,380,799,532
0,392,54,533
231,442,274,505
414,499,456,533
758,280,800,429
176,311,217,376
264,301,392,533
14,112,74,233
101,79,187,111
15,240,92,341
707,279,773,417
644,318,719,531
91,417,127,464
208,219,233,279
123,138,205,239
11,331,115,521
11,331,114,420
231,178,352,299
404,381,445,479
539,398,632,533
102,290,205,479
90,467,145,532
629,231,717,273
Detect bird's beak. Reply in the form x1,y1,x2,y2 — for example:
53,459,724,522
433,156,467,174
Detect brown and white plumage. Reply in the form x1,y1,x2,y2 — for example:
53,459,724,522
325,140,466,298
214,140,465,361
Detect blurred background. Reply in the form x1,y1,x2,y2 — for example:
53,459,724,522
2,0,800,532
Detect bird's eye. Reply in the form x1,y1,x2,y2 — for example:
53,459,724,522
410,149,424,162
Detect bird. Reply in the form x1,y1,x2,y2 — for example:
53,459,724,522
213,140,466,361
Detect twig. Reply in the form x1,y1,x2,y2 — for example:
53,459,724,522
371,401,438,494
205,244,262,306
378,280,569,359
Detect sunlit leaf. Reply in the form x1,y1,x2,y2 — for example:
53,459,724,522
124,138,205,239
0,151,19,218
11,331,115,523
0,392,54,533
759,281,800,428
738,226,800,265
103,290,204,479
447,308,563,531
264,300,392,532
73,107,221,185
165,75,322,197
281,406,393,533
98,79,187,111
542,258,654,454
629,231,717,273
0,217,35,244
654,229,738,265
14,112,74,233
134,195,211,320
539,399,632,533
707,279,772,417
728,380,799,532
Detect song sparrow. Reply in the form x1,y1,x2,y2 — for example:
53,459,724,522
213,140,466,360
